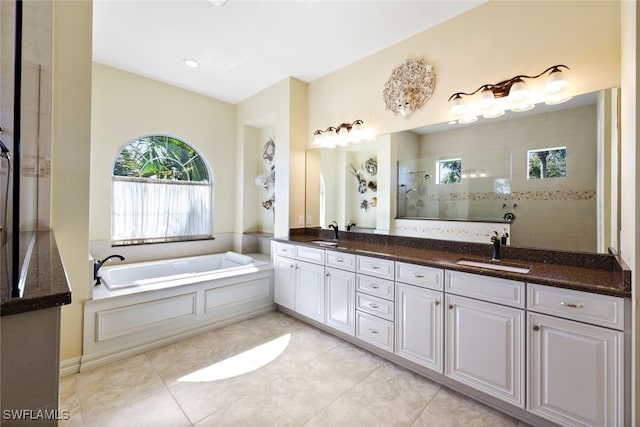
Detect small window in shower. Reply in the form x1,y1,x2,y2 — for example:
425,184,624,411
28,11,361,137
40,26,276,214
527,147,566,179
111,135,213,245
436,158,462,184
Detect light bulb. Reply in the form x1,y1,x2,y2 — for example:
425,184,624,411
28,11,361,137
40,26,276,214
458,115,478,124
478,88,495,110
545,69,567,94
450,95,467,117
483,109,505,119
508,79,529,103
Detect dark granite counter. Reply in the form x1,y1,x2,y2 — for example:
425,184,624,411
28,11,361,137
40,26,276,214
276,228,631,298
1,231,72,316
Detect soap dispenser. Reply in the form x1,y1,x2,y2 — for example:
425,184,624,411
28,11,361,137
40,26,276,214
500,229,509,245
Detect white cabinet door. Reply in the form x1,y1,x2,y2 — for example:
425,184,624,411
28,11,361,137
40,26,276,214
528,313,624,427
294,260,325,323
445,294,524,407
325,267,356,335
395,283,443,373
274,256,296,310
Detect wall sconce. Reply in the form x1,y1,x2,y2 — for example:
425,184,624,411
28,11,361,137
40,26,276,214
448,65,571,124
383,58,436,117
312,119,374,148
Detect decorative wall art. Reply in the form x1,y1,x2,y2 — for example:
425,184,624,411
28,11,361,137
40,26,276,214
383,58,436,117
255,137,275,215
347,158,378,212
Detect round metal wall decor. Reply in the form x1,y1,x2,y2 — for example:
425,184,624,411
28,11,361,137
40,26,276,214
383,58,435,116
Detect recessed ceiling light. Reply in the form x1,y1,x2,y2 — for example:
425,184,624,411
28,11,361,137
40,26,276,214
184,59,199,68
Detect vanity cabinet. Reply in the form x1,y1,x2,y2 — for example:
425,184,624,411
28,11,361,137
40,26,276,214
394,262,444,373
444,271,525,408
527,284,625,427
273,242,325,322
355,255,395,352
324,251,356,335
273,246,296,310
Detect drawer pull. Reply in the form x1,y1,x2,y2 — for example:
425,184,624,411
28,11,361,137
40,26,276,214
371,265,380,270
370,284,380,289
336,259,344,263
533,325,540,331
560,302,584,309
369,303,380,309
414,273,424,278
369,328,379,334
282,248,288,252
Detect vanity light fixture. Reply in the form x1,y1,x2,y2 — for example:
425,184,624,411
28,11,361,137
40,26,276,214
448,65,571,124
312,120,374,149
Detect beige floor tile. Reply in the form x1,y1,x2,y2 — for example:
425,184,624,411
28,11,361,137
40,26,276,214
259,365,349,424
76,354,165,419
145,335,220,385
59,374,83,427
199,318,283,360
308,341,383,389
194,393,297,427
316,361,441,426
168,359,262,424
412,387,519,427
82,389,189,427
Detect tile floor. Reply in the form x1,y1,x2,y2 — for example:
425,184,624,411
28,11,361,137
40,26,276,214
60,311,530,427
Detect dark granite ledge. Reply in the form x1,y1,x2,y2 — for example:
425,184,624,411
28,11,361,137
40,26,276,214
1,231,72,316
282,228,631,298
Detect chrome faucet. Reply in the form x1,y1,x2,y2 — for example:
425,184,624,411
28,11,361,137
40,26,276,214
328,221,339,240
490,231,500,261
94,254,125,285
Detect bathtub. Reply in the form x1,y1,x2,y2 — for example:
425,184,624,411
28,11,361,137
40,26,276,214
99,251,267,291
83,250,275,370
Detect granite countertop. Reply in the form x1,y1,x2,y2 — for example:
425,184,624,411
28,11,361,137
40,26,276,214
276,229,631,298
1,231,72,316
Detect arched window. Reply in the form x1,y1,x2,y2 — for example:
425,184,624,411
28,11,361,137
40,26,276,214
111,135,212,245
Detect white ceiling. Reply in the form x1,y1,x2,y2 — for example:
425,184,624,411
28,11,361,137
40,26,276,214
92,0,485,104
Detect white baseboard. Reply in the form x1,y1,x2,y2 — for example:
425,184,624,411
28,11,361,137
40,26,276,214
59,356,82,377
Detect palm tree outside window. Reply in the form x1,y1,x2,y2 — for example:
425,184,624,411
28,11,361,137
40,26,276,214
112,135,212,245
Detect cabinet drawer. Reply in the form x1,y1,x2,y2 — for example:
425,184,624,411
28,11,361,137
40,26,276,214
356,292,394,321
356,255,395,280
356,275,394,301
396,262,443,290
356,311,394,353
445,270,525,308
326,250,356,271
274,242,296,258
527,283,625,330
296,245,325,265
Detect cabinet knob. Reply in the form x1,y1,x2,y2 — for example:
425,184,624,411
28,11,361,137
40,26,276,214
435,301,440,306
448,304,454,310
533,325,540,331
289,264,295,268
325,273,330,277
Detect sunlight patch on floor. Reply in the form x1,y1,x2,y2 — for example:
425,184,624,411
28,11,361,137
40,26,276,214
177,333,291,382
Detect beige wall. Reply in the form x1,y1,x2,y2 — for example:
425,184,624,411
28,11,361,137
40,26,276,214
90,63,236,240
620,0,638,422
53,0,93,361
307,1,620,144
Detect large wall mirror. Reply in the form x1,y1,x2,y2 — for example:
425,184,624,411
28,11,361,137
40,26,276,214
305,88,620,254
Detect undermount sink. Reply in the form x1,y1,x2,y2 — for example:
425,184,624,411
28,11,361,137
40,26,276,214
311,240,338,247
456,259,531,274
